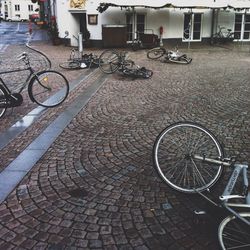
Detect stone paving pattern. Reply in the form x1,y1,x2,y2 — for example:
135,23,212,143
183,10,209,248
0,40,250,249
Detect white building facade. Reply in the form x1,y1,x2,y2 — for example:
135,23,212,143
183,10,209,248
54,0,250,47
0,0,38,21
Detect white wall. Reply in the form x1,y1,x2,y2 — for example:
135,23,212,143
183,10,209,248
3,0,38,20
55,0,240,46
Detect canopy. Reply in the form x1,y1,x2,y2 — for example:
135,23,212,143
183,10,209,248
228,0,250,9
97,0,250,12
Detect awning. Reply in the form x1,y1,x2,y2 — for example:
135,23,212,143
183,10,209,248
170,0,228,9
97,0,172,12
228,0,250,9
97,0,250,12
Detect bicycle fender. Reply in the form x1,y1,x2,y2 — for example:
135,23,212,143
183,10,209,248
28,70,50,102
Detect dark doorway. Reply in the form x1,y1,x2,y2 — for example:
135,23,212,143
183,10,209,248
79,13,89,40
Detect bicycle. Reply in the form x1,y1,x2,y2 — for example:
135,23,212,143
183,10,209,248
123,66,153,79
147,47,192,64
0,52,69,118
153,121,250,249
211,26,235,45
131,30,160,51
99,49,153,78
59,49,99,70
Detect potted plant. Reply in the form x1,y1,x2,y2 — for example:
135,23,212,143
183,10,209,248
83,29,91,47
50,20,61,45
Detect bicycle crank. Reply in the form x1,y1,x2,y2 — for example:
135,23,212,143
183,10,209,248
4,93,23,108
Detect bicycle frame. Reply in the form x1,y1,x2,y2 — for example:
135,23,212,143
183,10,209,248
194,154,250,226
0,63,35,95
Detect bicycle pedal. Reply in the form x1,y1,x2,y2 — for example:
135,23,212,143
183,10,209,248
194,210,206,215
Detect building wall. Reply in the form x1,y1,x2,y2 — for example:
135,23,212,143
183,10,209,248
55,0,248,47
1,0,38,20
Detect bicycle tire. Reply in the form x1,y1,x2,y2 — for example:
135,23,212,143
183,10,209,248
28,70,69,108
59,61,80,70
131,40,141,51
153,121,224,193
218,212,250,250
99,50,120,74
0,85,7,118
147,47,166,60
169,55,192,64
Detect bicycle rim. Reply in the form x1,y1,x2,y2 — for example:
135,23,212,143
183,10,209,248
59,61,80,70
0,87,7,118
218,213,250,250
99,50,120,74
29,70,69,108
147,47,165,59
153,122,224,193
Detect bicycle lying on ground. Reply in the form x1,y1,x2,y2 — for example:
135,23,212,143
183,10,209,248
0,52,69,118
153,121,250,249
59,49,99,70
211,26,235,45
147,47,192,64
99,49,153,79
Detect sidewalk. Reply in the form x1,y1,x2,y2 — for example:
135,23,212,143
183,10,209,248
0,37,250,249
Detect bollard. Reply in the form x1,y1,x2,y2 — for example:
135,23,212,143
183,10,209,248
78,32,83,56
28,20,32,35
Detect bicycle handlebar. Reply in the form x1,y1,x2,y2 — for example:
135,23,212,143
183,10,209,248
17,52,28,61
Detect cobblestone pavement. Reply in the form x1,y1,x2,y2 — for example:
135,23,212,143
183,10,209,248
0,38,250,249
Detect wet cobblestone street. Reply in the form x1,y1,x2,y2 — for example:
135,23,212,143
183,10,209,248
0,38,250,249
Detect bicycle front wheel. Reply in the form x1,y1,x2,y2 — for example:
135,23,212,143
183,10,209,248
153,122,224,193
59,60,80,70
218,213,250,250
0,85,7,118
99,50,120,74
28,70,69,108
147,47,166,60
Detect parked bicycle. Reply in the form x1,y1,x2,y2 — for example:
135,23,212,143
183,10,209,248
147,46,192,64
0,52,69,118
99,49,153,78
211,26,235,45
153,121,250,249
59,49,99,70
131,30,160,51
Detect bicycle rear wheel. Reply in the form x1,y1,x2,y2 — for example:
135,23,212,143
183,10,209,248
147,47,166,60
99,50,120,74
28,70,69,108
153,121,224,193
0,86,7,118
218,213,250,250
59,60,80,70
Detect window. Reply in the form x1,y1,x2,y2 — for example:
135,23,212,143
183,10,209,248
183,13,202,41
28,5,33,11
15,5,20,11
126,13,146,41
137,14,145,34
234,13,250,40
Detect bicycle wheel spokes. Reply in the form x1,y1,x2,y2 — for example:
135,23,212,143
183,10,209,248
59,60,80,70
29,70,69,108
0,87,7,118
153,122,224,193
147,47,165,59
99,50,120,74
219,213,250,250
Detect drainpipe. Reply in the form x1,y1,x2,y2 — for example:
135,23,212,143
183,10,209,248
211,9,215,40
132,7,136,40
78,32,83,56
